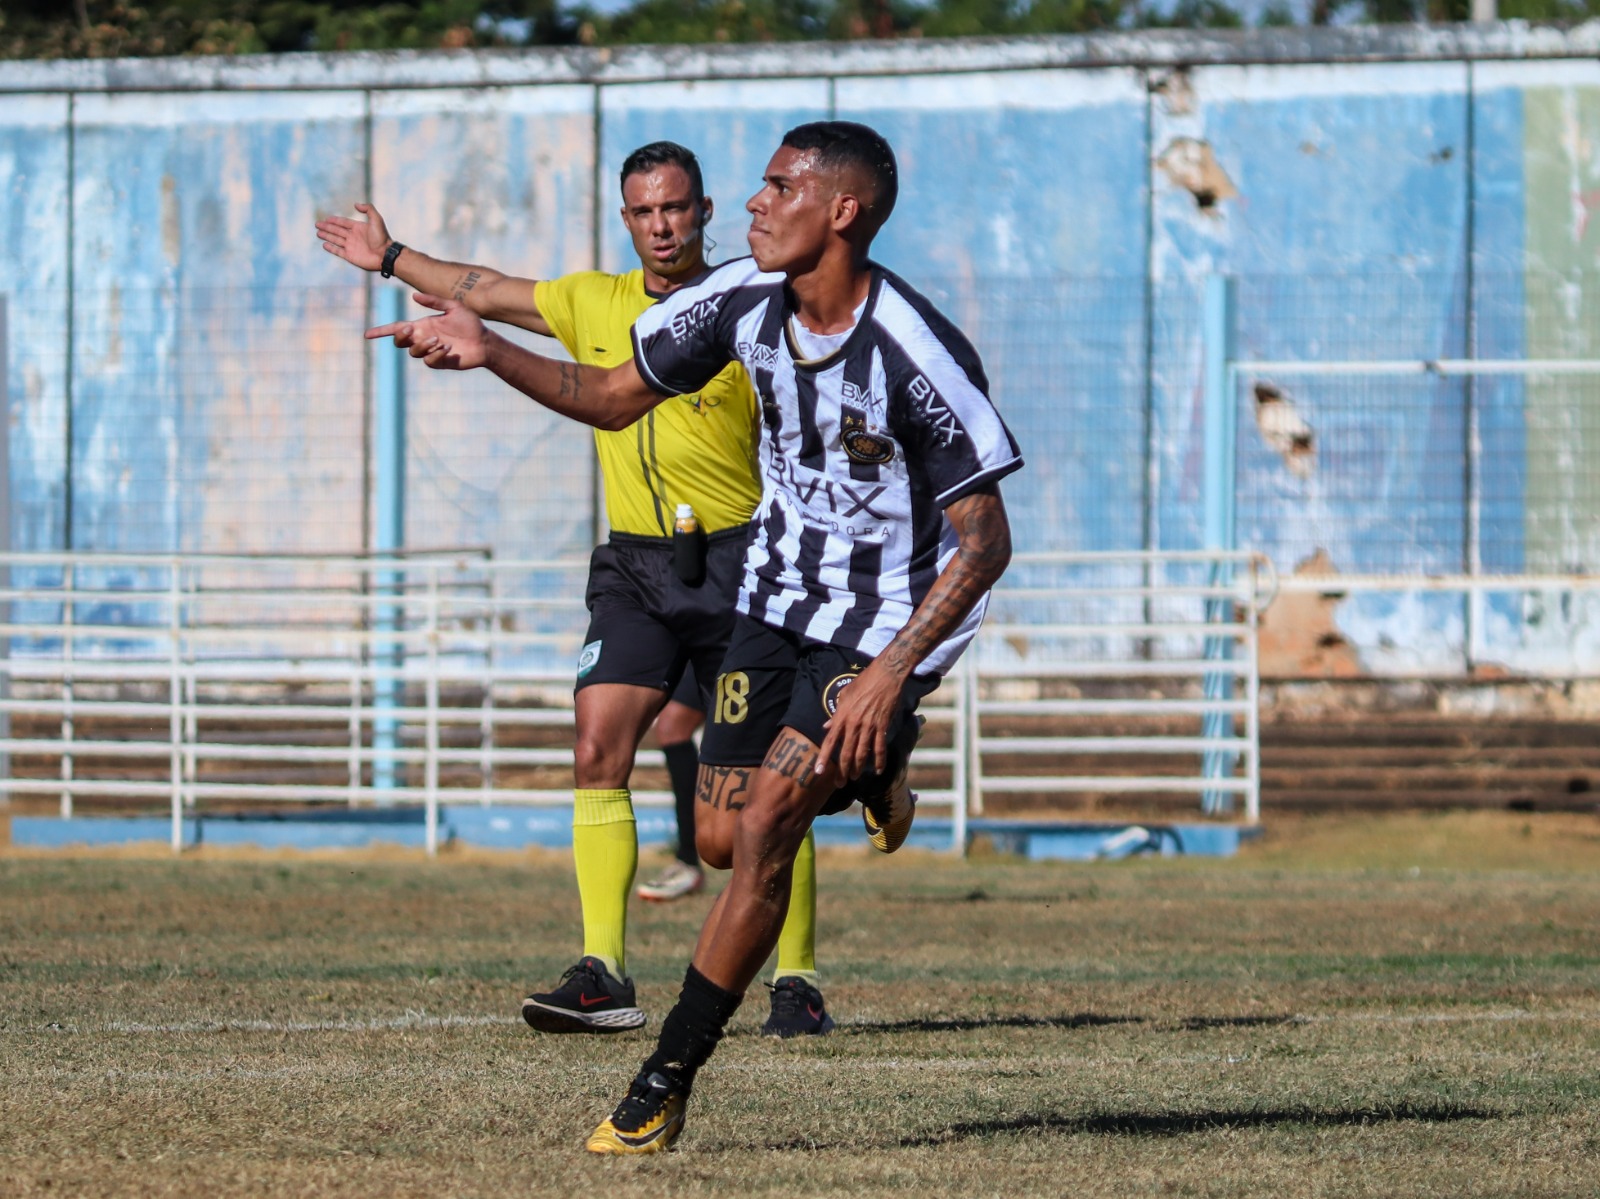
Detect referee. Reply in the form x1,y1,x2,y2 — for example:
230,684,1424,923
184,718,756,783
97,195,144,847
317,142,835,1039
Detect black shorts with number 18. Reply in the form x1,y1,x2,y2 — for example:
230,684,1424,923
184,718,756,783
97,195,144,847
699,612,939,780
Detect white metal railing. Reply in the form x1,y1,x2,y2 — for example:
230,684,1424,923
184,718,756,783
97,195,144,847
969,549,1272,824
0,549,1267,853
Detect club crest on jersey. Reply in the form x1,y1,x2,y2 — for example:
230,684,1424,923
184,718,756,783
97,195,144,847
821,670,861,717
840,409,896,465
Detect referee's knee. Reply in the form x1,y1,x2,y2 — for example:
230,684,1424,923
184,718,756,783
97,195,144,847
572,730,628,788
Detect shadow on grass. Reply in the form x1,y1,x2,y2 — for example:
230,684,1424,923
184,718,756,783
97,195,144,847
835,1012,1142,1035
1172,1014,1300,1030
817,1012,1297,1036
899,1102,1499,1145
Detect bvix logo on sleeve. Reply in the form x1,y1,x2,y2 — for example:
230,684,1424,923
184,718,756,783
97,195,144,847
908,374,964,446
670,294,723,342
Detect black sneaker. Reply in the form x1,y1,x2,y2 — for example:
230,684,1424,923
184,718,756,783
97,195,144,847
586,1070,687,1154
760,976,836,1038
521,956,646,1033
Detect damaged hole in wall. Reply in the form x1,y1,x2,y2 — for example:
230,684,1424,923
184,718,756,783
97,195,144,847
1155,137,1237,215
1151,68,1196,116
1258,549,1361,678
1253,382,1316,478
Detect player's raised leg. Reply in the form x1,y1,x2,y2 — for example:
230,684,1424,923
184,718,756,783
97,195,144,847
587,732,833,1154
694,767,832,1036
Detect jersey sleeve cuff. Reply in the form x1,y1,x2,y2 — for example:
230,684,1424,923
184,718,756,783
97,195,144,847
630,326,685,397
936,457,1024,508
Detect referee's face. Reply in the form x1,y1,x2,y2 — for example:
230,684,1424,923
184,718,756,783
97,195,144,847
746,146,836,275
620,164,710,283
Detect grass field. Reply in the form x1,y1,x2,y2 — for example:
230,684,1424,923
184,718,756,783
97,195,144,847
3,810,1599,1197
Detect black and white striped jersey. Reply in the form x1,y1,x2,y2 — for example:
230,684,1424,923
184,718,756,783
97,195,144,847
631,257,1022,676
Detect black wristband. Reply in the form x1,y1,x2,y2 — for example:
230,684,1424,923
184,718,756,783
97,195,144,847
380,241,405,279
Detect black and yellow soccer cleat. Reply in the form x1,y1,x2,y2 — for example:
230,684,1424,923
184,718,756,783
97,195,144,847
860,715,925,854
585,1071,687,1155
861,774,916,853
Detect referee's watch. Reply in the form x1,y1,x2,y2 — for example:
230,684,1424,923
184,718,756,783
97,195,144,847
380,241,406,279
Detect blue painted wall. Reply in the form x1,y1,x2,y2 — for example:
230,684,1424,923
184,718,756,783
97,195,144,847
2,34,1599,674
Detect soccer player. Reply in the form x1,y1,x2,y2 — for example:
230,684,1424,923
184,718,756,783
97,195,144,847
365,121,1020,1153
317,141,835,1039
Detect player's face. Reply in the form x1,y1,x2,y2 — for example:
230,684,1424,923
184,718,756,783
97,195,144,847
745,146,837,275
620,164,711,280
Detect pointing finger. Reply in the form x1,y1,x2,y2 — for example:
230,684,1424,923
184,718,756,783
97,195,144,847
814,722,839,777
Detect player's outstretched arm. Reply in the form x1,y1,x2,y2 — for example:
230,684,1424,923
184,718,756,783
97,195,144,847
367,293,662,431
315,202,552,337
816,485,1013,780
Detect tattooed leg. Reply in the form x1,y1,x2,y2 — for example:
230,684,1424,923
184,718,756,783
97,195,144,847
690,728,836,991
693,764,751,869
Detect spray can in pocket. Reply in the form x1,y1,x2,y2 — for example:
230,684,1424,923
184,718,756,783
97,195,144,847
672,503,707,586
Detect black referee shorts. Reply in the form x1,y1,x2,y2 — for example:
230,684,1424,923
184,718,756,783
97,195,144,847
699,612,939,790
574,526,749,713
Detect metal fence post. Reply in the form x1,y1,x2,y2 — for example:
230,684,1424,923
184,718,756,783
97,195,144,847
372,287,408,801
951,654,969,856
168,560,184,852
962,651,982,821
0,296,9,795
1201,276,1239,815
60,561,74,818
424,567,440,855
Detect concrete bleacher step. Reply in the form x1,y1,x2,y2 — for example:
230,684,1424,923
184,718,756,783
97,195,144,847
1261,717,1600,813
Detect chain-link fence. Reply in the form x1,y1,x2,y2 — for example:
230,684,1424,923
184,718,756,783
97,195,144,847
5,272,1599,585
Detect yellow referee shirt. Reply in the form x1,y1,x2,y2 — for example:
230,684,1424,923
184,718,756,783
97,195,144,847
534,269,761,537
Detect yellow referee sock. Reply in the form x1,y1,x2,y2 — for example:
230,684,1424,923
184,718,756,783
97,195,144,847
572,788,636,978
773,827,819,986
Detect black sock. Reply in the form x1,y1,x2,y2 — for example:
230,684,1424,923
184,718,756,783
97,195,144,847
662,740,700,868
642,965,742,1092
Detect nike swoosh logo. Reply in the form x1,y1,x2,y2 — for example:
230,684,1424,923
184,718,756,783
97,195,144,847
579,994,613,1007
808,1006,823,1021
616,1115,677,1149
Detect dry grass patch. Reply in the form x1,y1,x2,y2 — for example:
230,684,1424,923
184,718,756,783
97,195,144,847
3,811,1598,1196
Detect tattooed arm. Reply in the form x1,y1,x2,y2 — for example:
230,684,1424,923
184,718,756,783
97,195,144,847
316,202,553,336
816,485,1012,780
366,293,663,431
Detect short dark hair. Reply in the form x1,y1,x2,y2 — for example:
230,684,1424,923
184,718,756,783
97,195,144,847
780,120,898,233
619,141,705,202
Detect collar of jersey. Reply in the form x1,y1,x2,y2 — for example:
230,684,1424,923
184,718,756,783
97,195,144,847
641,265,715,303
782,266,882,374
